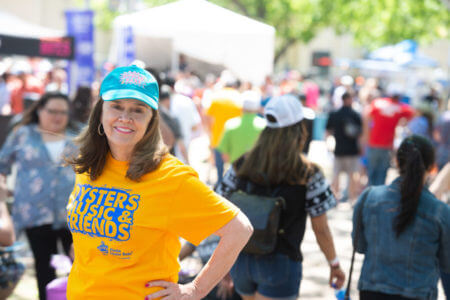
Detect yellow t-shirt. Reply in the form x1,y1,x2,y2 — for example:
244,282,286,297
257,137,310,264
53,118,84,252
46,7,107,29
206,89,242,148
66,154,239,299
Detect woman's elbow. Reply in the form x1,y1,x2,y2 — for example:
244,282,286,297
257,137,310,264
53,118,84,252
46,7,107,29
3,236,14,247
0,230,15,247
238,211,253,241
242,219,253,242
226,212,253,246
217,212,253,246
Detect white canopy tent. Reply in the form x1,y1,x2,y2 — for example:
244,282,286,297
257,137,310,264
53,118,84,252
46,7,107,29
111,0,275,84
0,11,63,38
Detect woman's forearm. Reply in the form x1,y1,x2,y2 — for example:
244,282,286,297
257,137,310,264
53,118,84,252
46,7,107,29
191,212,252,298
0,177,14,246
311,214,337,262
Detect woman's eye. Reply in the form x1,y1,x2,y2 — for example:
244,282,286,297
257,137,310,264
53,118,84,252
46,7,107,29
112,105,123,110
133,108,144,114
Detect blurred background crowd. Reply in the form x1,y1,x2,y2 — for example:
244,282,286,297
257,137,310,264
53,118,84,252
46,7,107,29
0,0,449,299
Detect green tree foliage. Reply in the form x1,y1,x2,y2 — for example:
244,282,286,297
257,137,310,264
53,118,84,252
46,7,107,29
92,0,449,62
73,0,120,30
329,0,449,50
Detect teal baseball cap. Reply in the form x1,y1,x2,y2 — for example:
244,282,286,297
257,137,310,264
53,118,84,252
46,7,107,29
99,65,159,110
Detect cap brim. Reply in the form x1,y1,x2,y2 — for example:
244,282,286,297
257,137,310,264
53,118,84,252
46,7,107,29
102,89,158,110
264,111,304,128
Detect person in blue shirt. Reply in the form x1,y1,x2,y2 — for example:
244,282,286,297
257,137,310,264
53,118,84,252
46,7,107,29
353,135,450,300
0,92,78,300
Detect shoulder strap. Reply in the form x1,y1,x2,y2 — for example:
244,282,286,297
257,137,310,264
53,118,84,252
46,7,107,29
344,187,372,299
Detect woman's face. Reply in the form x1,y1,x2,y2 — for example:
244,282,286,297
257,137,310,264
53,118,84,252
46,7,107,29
101,99,153,154
38,98,70,133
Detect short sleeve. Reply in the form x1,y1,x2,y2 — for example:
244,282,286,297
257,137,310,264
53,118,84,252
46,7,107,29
215,166,239,199
205,101,217,117
167,171,239,245
402,104,415,121
305,169,336,217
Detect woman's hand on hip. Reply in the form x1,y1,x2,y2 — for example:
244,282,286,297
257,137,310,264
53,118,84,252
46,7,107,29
145,281,199,300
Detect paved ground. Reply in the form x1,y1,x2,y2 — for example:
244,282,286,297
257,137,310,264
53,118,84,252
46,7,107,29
8,138,446,299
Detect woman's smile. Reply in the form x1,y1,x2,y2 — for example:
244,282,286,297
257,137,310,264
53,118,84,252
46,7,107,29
114,126,134,134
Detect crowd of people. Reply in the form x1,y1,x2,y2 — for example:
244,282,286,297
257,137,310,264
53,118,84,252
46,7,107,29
0,61,448,300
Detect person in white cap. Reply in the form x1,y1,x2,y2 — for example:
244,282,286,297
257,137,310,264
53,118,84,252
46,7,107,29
217,91,266,164
216,94,345,300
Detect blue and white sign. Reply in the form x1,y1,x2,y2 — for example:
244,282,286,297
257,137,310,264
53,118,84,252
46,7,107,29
65,10,95,89
117,26,135,67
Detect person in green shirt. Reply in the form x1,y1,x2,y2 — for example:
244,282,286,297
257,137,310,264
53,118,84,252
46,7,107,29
217,91,266,163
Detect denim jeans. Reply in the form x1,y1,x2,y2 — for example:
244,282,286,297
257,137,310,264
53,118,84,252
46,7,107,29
367,147,391,186
214,148,224,185
230,252,302,299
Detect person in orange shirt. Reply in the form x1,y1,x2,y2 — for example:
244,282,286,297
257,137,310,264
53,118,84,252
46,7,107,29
205,80,242,184
66,65,252,300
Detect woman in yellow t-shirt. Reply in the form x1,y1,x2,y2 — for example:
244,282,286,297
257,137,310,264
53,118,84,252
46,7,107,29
66,65,252,300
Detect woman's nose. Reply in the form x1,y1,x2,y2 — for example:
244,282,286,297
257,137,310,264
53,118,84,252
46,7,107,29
118,111,132,121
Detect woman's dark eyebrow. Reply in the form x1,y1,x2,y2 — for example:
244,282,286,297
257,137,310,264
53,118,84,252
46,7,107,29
111,99,147,107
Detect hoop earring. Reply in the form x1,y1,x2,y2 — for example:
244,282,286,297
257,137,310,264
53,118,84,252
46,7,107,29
98,124,105,136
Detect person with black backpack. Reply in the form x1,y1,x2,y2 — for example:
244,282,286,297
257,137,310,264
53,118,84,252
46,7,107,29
216,94,345,300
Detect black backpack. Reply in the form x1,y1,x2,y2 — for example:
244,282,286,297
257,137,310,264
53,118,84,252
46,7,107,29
228,181,286,255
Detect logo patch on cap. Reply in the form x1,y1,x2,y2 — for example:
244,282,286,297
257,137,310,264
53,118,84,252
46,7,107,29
120,71,146,87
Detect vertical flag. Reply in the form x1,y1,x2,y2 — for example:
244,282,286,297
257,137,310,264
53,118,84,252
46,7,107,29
65,10,95,91
117,26,135,67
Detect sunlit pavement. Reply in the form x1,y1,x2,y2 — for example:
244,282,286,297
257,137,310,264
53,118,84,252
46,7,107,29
10,137,445,299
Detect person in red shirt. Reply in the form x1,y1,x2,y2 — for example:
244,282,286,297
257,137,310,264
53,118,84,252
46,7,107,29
364,89,414,185
9,73,44,115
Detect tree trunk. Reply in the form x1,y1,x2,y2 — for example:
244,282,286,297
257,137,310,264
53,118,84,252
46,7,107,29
231,0,249,16
256,0,266,19
274,37,297,65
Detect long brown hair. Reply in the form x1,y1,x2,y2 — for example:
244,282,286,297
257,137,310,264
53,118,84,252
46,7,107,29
67,99,168,181
236,120,316,185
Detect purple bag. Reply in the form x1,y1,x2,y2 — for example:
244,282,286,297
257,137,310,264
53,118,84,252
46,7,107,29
46,277,68,300
46,254,72,300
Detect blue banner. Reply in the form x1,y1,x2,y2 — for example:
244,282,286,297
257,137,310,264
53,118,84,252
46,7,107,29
117,26,135,67
65,10,95,90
